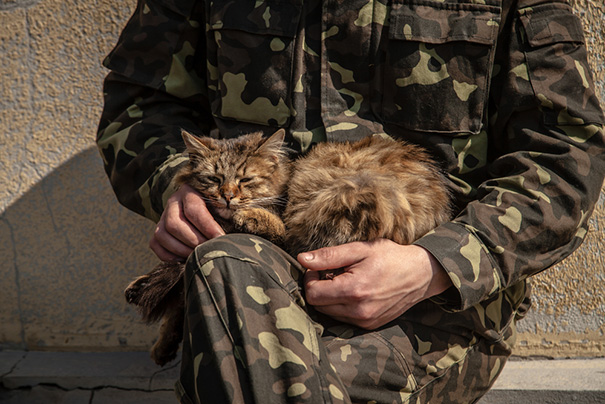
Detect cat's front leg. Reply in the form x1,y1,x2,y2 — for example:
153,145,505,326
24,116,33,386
124,262,185,323
150,302,185,366
124,274,150,306
232,208,286,245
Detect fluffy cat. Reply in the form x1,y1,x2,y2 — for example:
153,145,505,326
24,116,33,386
284,135,452,257
125,132,451,366
124,129,290,366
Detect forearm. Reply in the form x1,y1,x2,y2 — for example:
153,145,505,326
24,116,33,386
96,0,210,221
97,76,210,220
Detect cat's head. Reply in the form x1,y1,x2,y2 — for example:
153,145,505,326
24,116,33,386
178,129,289,219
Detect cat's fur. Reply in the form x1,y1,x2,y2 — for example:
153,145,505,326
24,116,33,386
125,129,290,366
125,132,452,366
284,135,451,256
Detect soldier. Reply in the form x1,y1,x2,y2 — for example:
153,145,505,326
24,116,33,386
97,0,605,403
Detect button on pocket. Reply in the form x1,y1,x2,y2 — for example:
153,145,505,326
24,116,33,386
207,0,303,127
383,1,501,135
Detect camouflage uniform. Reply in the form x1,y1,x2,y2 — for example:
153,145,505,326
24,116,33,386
97,0,605,402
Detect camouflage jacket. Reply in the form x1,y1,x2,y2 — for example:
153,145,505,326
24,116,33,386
97,0,605,312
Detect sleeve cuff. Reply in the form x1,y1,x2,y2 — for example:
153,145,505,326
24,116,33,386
139,153,189,222
414,221,503,311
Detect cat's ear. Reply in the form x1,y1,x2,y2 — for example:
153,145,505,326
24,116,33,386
181,129,214,154
258,129,285,152
268,128,286,144
257,129,286,162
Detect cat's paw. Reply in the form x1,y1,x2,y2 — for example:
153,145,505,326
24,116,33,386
151,345,178,367
234,214,260,234
124,275,150,305
266,225,286,245
232,209,286,244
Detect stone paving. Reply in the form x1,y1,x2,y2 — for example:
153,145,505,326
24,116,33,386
1,351,604,403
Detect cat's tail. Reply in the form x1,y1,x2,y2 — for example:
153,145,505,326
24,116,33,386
124,262,185,323
286,173,401,253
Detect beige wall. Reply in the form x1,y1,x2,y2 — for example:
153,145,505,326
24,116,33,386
1,0,604,357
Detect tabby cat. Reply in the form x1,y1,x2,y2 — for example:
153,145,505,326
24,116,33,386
125,132,452,366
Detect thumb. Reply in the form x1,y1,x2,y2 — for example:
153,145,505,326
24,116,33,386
297,243,365,271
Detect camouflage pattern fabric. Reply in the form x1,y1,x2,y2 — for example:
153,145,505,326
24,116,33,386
96,0,605,402
97,0,605,309
176,234,517,403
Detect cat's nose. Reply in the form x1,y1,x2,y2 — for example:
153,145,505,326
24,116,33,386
221,186,238,204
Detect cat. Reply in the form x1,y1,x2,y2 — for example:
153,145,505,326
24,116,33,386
125,132,452,366
124,128,290,366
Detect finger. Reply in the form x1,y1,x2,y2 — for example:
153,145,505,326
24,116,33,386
311,298,393,330
323,313,382,330
181,185,225,239
163,198,208,249
312,303,350,320
311,303,378,329
152,220,196,259
149,234,190,262
297,242,367,272
304,270,354,306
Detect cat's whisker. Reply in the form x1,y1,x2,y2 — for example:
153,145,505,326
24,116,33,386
250,196,288,207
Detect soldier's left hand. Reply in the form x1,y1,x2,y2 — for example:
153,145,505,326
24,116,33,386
300,239,453,329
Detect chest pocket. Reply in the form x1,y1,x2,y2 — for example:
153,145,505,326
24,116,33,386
383,1,501,135
519,2,605,126
207,0,303,127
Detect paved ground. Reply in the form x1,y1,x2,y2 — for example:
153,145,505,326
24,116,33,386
1,351,604,403
0,351,179,403
479,358,605,404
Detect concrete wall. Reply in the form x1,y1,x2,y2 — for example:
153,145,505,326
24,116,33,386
0,0,604,358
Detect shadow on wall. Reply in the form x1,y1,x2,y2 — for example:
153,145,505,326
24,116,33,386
0,147,158,351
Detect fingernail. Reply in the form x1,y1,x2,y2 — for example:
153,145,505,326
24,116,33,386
299,252,314,262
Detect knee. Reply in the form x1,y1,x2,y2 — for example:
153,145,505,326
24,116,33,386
186,233,302,291
191,233,266,263
183,234,262,292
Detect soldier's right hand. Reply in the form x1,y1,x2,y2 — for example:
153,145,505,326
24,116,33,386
149,184,225,262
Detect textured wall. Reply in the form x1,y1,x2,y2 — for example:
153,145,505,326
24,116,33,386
0,0,604,357
0,0,154,350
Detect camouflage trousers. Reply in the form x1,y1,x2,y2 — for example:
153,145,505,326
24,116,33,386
175,234,519,404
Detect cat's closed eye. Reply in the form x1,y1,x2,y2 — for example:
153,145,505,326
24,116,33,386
239,177,253,183
207,176,221,183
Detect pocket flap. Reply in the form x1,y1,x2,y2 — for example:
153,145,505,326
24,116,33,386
390,1,500,45
519,3,585,47
209,0,303,37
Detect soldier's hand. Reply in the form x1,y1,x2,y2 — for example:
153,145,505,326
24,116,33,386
300,240,452,329
150,184,225,262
